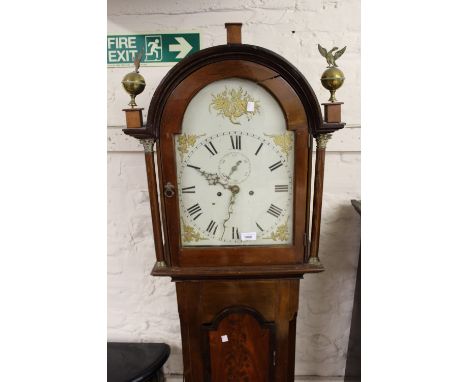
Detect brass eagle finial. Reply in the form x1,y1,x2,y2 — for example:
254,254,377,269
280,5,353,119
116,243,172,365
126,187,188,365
133,49,144,73
318,44,346,68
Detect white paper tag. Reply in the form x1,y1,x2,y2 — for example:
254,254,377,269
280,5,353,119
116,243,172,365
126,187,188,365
247,101,255,112
221,335,229,342
240,232,257,241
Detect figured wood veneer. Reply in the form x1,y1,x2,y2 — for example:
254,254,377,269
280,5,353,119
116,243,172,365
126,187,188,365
177,279,299,382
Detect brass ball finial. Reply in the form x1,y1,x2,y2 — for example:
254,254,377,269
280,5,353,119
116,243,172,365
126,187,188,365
320,67,345,102
318,44,346,102
121,50,146,108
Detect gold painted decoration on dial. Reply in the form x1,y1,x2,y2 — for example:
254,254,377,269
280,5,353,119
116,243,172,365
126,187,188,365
177,133,206,160
209,87,260,125
182,219,206,243
264,132,293,158
263,221,289,241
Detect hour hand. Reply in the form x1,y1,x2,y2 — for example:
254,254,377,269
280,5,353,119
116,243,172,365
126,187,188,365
198,169,229,189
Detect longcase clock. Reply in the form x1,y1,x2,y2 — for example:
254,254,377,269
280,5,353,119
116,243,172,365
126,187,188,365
121,23,345,382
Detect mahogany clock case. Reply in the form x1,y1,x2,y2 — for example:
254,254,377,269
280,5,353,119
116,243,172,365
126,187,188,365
124,44,340,270
121,39,346,382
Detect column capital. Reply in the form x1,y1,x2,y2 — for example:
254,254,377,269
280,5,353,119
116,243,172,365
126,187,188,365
316,133,333,149
140,138,155,153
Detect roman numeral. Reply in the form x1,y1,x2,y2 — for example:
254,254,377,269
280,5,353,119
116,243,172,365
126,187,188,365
256,222,264,232
182,186,196,194
255,143,263,156
187,164,201,170
230,135,241,150
269,161,283,172
206,220,218,235
267,204,283,218
187,203,202,220
204,142,218,156
232,227,239,239
275,184,289,192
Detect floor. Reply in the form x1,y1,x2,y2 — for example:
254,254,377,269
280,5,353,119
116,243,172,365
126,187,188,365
165,376,352,381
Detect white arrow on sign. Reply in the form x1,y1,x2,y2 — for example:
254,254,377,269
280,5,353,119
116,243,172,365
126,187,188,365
169,37,193,59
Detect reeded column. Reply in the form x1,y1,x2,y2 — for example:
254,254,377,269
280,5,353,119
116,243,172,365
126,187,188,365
140,138,167,268
309,133,332,266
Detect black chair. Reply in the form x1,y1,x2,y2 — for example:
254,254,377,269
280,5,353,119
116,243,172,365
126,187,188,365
107,342,170,382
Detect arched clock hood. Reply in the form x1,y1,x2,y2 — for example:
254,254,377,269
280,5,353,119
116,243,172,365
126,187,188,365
143,44,324,139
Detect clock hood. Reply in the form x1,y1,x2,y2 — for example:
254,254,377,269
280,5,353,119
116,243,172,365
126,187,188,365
145,44,324,139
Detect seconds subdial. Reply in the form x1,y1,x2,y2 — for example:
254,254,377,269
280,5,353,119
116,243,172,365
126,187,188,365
218,152,251,184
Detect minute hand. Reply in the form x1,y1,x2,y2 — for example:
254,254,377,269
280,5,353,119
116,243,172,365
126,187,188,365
221,185,240,239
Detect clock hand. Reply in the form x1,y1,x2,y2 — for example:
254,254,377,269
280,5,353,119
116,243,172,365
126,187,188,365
221,191,236,239
227,160,242,178
221,185,240,239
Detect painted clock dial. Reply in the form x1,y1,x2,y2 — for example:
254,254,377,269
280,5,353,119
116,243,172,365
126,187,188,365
175,78,294,246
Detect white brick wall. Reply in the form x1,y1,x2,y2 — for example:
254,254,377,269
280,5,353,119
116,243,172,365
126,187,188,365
107,0,360,378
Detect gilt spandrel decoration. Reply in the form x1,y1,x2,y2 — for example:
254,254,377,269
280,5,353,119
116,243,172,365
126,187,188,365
182,219,207,243
262,221,289,241
176,133,206,160
209,86,260,125
264,132,294,159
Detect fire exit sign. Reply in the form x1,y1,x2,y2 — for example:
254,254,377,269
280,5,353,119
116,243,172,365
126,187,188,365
107,33,200,67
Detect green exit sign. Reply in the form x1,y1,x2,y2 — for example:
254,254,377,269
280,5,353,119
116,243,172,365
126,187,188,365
107,33,200,67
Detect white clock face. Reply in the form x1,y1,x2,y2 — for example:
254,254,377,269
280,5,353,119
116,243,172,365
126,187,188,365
175,78,294,246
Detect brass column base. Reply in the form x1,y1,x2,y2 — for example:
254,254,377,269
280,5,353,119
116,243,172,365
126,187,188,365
155,261,167,268
308,256,323,268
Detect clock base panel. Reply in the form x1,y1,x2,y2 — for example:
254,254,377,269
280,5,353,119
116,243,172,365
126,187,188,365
175,278,302,382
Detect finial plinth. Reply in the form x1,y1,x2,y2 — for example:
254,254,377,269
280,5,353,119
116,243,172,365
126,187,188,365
322,101,343,123
122,107,144,128
225,23,242,44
